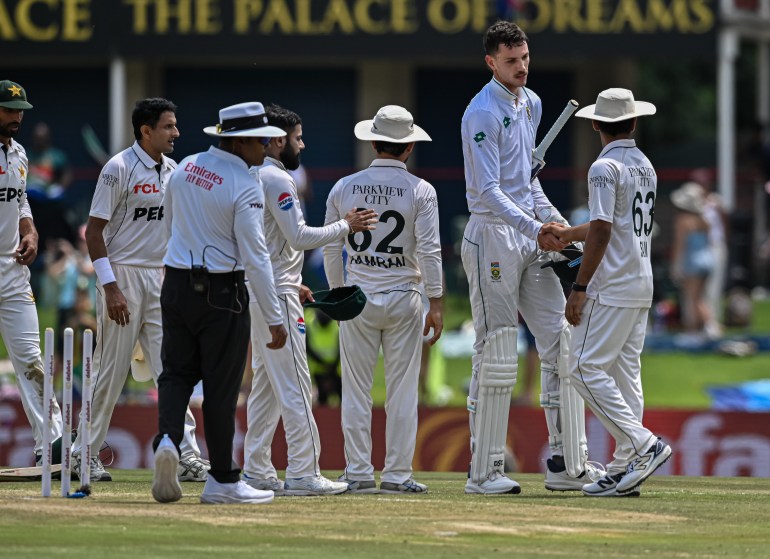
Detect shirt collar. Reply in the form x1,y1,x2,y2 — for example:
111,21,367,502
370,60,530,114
4,138,20,154
370,158,407,170
599,138,636,158
132,141,173,170
490,78,526,107
264,155,286,172
208,145,248,169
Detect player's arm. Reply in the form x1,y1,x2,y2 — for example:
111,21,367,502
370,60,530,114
565,160,617,326
551,222,590,244
16,216,38,265
235,178,286,349
86,216,130,326
531,177,568,225
415,182,443,345
322,181,346,288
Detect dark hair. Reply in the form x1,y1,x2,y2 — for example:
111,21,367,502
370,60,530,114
132,98,177,141
596,118,635,137
484,21,528,55
373,141,409,157
266,104,302,133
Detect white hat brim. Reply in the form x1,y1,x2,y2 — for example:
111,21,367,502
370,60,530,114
203,124,287,138
353,120,432,143
575,101,657,122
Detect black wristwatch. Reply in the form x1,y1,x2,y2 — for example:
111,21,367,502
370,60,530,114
571,283,587,292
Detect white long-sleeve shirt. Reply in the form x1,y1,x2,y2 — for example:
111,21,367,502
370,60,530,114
323,159,442,299
164,146,282,325
462,78,563,239
248,157,349,293
0,139,32,257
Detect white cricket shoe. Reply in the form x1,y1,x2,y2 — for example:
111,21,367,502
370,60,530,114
177,455,210,482
72,453,113,482
283,475,349,496
582,472,641,497
152,435,182,503
200,477,274,504
243,474,285,495
337,475,379,494
380,478,428,494
616,437,672,493
544,456,606,491
465,471,521,495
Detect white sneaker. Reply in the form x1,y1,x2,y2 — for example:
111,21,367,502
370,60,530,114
337,475,379,494
380,478,428,494
243,474,285,495
616,437,672,493
72,453,113,482
177,455,210,482
152,435,182,503
544,456,606,491
201,478,274,504
283,475,349,496
582,472,641,497
465,471,521,495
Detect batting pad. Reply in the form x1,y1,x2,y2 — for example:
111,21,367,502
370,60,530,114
469,327,517,484
558,327,587,477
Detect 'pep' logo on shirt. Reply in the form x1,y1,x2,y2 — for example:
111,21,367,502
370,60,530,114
277,192,294,211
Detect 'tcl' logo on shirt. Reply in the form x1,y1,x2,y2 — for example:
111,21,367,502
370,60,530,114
133,183,160,194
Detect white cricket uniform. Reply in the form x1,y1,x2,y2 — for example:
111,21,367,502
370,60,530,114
569,138,658,473
461,78,568,466
0,140,62,453
243,156,350,479
73,142,201,460
323,159,442,484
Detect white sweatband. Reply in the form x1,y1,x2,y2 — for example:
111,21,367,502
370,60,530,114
93,257,117,285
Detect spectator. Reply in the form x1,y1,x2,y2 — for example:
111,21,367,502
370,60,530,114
670,182,716,337
26,122,72,196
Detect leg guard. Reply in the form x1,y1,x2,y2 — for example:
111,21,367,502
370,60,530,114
540,326,587,478
468,327,517,484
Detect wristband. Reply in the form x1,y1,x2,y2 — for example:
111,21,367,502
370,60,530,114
571,282,587,292
93,257,117,285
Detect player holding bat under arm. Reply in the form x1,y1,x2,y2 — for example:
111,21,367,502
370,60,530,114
460,21,605,495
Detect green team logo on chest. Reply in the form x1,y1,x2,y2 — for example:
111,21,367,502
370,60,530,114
473,132,486,143
503,116,511,128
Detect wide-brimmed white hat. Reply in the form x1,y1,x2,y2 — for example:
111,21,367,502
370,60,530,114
354,105,431,143
204,102,286,138
670,182,706,214
575,88,656,122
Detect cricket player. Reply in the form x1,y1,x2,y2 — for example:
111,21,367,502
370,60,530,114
73,98,208,482
460,21,604,495
324,105,443,494
0,79,63,463
553,88,672,496
243,104,375,496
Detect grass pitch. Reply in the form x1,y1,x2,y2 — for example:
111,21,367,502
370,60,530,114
1,472,769,558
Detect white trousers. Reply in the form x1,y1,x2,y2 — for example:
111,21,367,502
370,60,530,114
461,215,566,443
339,285,422,484
0,258,62,452
73,265,200,458
243,292,322,479
569,299,656,473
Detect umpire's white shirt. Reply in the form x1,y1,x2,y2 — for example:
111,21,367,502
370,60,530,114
323,159,442,298
0,139,32,256
248,156,349,293
462,78,559,239
89,141,175,267
586,139,656,308
164,146,282,326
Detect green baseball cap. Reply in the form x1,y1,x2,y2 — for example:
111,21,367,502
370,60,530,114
0,80,33,109
303,286,367,321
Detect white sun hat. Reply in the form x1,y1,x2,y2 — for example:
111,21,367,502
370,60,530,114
204,102,286,138
354,105,431,143
670,181,706,214
575,88,656,122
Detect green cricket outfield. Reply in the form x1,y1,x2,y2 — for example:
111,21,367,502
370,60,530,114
1,472,769,558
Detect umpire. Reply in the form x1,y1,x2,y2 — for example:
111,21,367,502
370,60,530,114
152,102,288,505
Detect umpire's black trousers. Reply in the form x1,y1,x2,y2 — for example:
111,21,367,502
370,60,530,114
153,266,250,484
